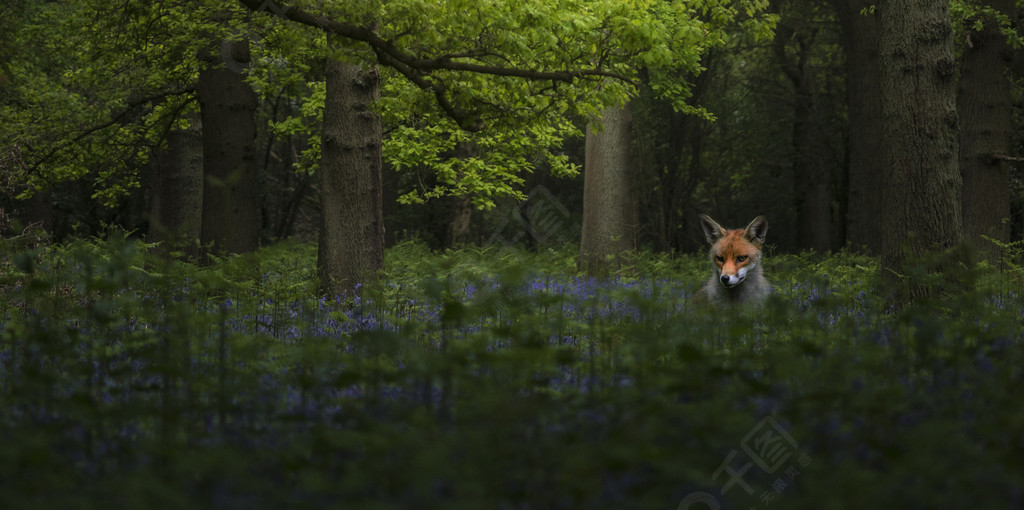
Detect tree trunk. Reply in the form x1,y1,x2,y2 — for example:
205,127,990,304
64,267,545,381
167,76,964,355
317,57,385,297
1014,6,1024,244
776,24,832,252
21,190,53,235
445,143,476,248
446,195,473,247
579,102,636,273
958,0,1014,261
149,110,203,259
878,0,962,301
646,66,710,254
197,39,260,258
834,0,884,253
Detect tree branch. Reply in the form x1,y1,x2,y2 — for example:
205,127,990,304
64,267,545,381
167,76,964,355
240,0,631,83
26,86,197,176
238,0,635,129
994,153,1024,163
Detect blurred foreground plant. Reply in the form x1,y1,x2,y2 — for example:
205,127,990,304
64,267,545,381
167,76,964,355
0,236,1021,509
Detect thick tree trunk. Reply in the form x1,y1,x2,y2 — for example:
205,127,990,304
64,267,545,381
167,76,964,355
149,110,203,259
317,58,385,297
958,0,1014,261
197,40,260,258
834,0,884,253
579,102,636,273
878,0,962,301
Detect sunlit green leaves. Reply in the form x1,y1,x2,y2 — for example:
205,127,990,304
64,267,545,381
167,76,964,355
2,0,776,210
1,0,216,204
950,0,1024,49
359,0,775,206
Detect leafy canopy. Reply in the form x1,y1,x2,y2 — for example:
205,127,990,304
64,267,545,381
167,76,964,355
246,0,776,208
1,0,775,209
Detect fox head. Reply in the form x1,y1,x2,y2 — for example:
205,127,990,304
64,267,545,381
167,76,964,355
700,214,768,288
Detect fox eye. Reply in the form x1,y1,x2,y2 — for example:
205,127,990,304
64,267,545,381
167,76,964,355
736,255,748,262
715,256,725,263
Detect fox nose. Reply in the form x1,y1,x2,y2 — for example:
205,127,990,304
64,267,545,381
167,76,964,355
720,274,731,285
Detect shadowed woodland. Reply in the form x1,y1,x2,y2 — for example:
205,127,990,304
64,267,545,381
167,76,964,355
2,1,1024,508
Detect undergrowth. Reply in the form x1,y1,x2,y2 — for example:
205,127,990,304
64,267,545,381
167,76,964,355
1,235,1022,509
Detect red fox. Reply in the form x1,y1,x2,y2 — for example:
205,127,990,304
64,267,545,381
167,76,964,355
697,214,770,305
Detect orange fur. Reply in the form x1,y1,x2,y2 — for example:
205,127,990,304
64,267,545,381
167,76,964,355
698,214,770,305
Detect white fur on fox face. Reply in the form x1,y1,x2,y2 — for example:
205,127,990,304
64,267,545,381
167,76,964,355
719,261,755,288
720,273,741,287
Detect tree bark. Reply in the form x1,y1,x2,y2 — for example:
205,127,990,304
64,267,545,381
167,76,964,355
640,66,711,254
775,22,832,253
446,195,473,247
149,110,203,259
834,0,884,253
958,0,1014,261
445,143,476,248
579,102,636,273
317,57,385,297
878,0,962,301
197,39,260,258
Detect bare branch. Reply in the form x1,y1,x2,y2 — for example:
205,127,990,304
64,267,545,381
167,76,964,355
994,153,1024,163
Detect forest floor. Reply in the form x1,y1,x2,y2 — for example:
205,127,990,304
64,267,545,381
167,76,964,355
2,236,1022,509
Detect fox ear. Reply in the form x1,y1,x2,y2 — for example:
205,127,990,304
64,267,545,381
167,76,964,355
744,216,768,246
699,214,727,245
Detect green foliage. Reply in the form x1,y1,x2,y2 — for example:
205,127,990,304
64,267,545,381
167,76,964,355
982,233,1024,290
1,0,777,214
627,0,839,252
255,0,777,209
2,238,1023,508
1,0,325,209
951,0,1024,49
0,1,221,205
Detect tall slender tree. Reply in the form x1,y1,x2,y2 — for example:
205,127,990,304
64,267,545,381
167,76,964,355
834,0,884,254
773,4,833,253
957,0,1016,261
